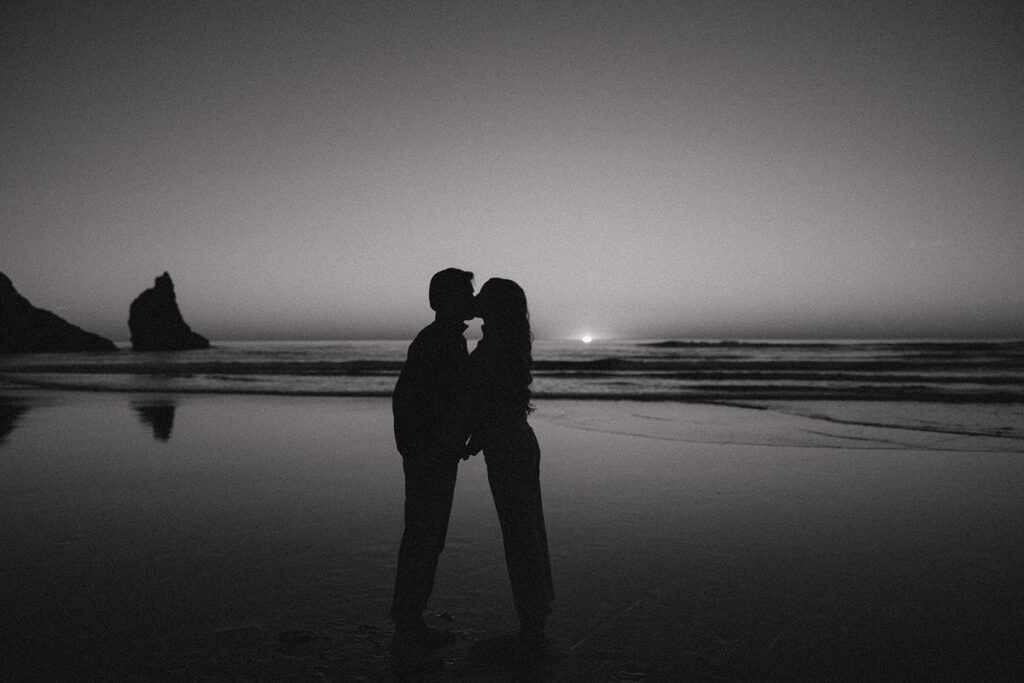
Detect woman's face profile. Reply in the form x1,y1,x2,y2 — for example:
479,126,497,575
473,288,492,322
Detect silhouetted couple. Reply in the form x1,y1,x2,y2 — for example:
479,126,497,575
390,268,554,666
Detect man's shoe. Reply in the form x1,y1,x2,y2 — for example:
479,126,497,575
516,628,562,662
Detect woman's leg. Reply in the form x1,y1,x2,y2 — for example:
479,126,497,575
485,427,554,632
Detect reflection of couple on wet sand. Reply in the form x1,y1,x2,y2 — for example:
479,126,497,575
390,268,554,667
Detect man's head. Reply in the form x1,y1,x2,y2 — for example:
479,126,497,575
429,268,475,321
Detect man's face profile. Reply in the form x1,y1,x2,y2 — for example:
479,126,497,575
456,282,475,321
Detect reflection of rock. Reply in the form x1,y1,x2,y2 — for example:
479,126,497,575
132,400,176,442
129,273,210,351
0,272,117,353
0,400,29,447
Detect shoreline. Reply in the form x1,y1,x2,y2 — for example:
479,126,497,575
5,376,1024,406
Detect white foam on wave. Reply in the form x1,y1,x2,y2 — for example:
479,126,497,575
536,400,1024,453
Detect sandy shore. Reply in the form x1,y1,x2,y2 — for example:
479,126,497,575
2,389,1023,679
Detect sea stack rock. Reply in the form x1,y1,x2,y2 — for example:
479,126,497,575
0,272,117,353
128,272,210,351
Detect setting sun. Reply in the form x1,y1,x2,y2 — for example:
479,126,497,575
581,335,593,344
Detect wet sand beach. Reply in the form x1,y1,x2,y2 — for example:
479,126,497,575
2,389,1023,679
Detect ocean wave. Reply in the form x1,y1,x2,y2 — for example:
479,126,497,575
4,374,1022,403
5,357,1021,375
0,360,405,376
643,339,1024,351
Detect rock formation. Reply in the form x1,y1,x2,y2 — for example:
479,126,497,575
0,272,117,353
129,272,210,351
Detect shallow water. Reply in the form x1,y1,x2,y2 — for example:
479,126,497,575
2,391,1024,678
1,393,404,674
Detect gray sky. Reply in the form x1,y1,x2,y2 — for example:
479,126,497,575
3,1,1022,340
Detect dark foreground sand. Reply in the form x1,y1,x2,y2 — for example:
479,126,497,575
2,389,1023,680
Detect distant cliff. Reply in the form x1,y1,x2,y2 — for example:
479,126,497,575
0,272,117,353
128,272,210,351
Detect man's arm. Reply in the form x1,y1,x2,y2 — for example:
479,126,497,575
393,333,466,463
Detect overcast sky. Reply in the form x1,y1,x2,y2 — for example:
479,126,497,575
3,1,1022,341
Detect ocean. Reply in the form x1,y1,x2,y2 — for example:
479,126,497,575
2,338,1023,402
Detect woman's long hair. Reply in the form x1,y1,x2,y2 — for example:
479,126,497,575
480,278,535,415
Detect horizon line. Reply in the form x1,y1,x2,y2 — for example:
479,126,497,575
100,335,1024,344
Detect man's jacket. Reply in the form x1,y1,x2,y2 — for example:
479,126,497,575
392,319,470,465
